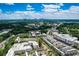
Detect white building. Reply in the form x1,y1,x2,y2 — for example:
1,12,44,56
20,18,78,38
6,42,32,56
30,31,41,37
16,37,20,43
52,32,78,45
74,41,79,49
6,41,39,56
28,41,39,49
45,35,78,56
60,46,78,55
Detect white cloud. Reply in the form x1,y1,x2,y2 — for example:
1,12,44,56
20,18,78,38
40,4,79,19
5,3,14,5
58,3,64,6
26,4,34,11
0,4,79,20
42,4,60,12
42,4,60,9
69,6,79,13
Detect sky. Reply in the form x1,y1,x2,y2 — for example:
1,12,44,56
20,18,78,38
0,3,79,20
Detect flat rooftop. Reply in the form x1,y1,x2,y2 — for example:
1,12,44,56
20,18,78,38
53,32,78,41
45,35,78,55
6,41,39,56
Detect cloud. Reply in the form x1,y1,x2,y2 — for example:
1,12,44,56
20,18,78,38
42,4,60,12
42,4,60,9
69,6,79,13
26,4,34,11
40,4,79,19
5,3,14,5
0,4,79,20
60,6,79,12
58,3,64,6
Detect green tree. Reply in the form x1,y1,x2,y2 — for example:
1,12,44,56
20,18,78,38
37,38,42,48
0,48,4,56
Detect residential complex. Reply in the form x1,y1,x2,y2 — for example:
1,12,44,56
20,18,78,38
43,35,79,56
6,41,39,56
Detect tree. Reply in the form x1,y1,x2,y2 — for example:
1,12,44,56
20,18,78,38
37,38,42,48
0,48,4,56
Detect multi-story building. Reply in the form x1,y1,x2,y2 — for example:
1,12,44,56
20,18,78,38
52,32,78,45
43,35,79,56
6,41,39,56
